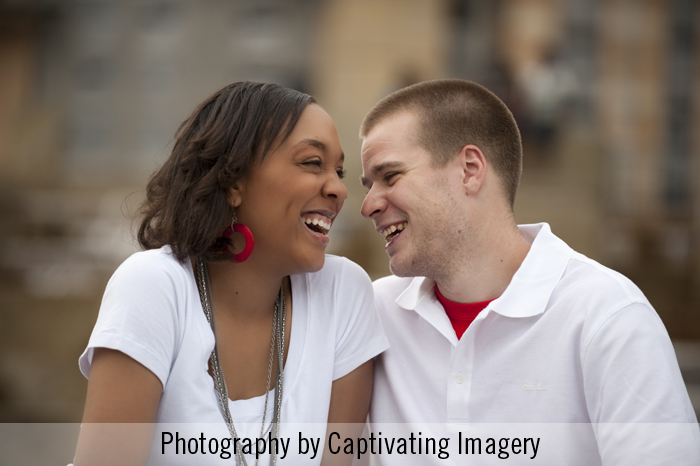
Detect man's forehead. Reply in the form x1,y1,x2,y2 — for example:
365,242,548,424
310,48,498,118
361,139,394,161
364,111,417,142
362,113,419,159
360,141,406,174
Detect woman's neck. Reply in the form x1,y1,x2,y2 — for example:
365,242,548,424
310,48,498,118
199,258,288,323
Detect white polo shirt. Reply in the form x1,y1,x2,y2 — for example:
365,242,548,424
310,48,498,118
369,223,700,465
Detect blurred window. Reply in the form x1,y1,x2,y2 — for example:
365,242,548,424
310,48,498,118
74,57,112,91
664,0,696,209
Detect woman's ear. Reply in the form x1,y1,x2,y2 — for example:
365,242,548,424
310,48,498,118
458,144,487,195
228,184,243,209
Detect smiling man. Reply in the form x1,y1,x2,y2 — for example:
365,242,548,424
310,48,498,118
359,79,700,465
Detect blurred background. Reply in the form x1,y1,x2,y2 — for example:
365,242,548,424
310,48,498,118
0,0,698,424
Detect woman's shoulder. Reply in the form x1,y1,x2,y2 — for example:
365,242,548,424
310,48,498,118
300,255,374,313
306,254,372,287
82,247,195,387
103,247,194,308
112,246,191,284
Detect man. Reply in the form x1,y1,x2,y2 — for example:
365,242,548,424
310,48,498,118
359,79,699,464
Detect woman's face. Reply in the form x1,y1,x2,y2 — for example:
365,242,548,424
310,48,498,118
232,104,347,275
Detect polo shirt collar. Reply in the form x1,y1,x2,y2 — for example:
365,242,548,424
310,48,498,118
492,223,573,318
395,275,458,345
395,223,573,326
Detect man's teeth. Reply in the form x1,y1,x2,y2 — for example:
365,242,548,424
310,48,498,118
382,222,406,239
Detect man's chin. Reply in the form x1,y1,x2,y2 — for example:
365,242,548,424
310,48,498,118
389,257,418,278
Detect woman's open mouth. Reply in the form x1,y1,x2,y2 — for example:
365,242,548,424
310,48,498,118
301,212,332,236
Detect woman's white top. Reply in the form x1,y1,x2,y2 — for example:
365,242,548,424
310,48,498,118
79,247,388,465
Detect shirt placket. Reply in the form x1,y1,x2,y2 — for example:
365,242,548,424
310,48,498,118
447,328,474,422
447,310,491,423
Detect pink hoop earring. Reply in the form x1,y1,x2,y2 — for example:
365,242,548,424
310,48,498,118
221,211,254,262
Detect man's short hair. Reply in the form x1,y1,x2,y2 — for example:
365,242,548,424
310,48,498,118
360,79,522,208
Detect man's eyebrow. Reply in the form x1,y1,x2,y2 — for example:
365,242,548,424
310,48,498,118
360,161,404,188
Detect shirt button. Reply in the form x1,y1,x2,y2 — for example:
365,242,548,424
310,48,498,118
455,373,464,384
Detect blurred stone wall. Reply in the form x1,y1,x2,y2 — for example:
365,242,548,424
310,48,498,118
0,0,698,424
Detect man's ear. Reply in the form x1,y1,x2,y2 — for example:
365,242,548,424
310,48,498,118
457,144,487,195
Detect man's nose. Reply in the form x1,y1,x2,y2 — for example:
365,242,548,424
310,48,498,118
360,186,383,219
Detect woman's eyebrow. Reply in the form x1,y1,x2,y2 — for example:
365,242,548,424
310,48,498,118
296,138,327,152
295,139,344,161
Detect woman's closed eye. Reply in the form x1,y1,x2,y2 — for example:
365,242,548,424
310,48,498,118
302,158,323,168
302,159,345,179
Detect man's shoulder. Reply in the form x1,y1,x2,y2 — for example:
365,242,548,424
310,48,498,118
372,274,415,306
560,251,650,308
523,222,651,311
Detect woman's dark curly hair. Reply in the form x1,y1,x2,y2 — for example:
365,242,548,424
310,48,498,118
137,81,316,262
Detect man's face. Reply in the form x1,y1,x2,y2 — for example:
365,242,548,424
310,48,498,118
360,111,469,279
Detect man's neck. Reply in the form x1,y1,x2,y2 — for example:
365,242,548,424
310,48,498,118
436,221,531,304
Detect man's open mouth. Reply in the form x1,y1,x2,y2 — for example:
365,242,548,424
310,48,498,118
381,222,406,243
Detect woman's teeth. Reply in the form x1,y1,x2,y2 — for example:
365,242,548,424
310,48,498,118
303,216,331,234
383,222,406,241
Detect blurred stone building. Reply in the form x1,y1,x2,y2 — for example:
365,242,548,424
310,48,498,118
0,0,698,423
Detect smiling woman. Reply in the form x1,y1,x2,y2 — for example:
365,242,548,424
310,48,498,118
72,82,388,466
231,104,347,274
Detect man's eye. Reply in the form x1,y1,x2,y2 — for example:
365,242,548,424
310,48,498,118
385,172,398,182
336,169,346,179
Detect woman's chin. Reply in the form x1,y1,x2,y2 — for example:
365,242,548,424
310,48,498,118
293,252,326,275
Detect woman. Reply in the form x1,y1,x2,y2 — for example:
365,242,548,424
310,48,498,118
73,82,388,465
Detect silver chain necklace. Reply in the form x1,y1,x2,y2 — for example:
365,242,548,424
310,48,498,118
195,257,285,466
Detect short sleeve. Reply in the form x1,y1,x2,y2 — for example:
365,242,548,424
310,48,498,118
330,258,389,380
78,250,187,388
582,302,700,464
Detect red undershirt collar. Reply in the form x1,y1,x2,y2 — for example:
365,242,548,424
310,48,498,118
435,284,496,339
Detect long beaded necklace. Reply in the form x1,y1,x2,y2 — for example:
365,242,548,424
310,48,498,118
195,257,285,466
